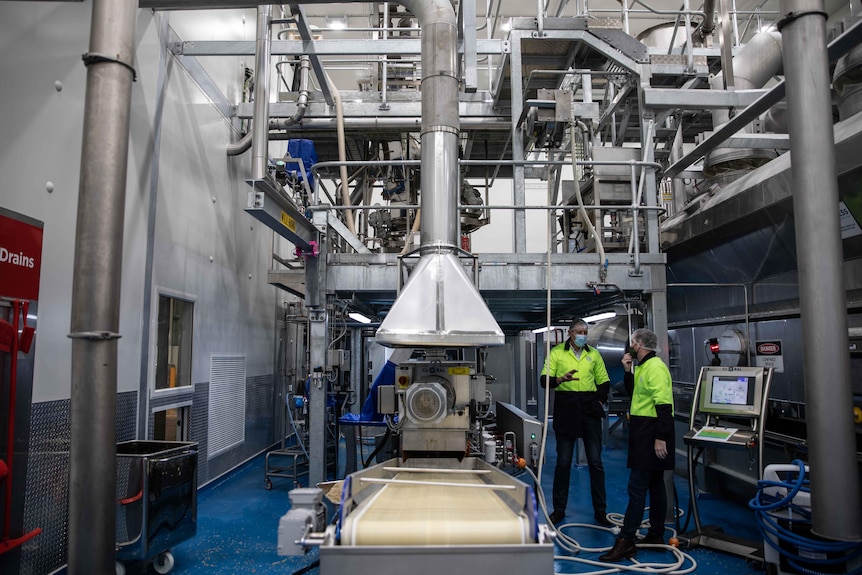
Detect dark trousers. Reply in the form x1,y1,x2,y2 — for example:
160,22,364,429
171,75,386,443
552,415,605,514
620,468,667,540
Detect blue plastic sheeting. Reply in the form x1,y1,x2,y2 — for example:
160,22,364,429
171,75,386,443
286,139,318,189
339,359,396,425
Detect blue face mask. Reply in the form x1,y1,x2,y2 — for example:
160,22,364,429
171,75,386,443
574,334,588,348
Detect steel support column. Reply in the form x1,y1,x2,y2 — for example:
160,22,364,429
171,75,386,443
510,30,527,253
68,1,137,574
780,0,862,542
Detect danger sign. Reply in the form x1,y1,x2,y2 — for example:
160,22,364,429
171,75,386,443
755,340,783,373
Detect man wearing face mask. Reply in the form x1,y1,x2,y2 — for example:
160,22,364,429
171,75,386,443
600,327,675,562
541,319,611,527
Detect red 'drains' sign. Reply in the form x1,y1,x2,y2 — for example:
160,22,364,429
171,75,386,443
0,208,44,301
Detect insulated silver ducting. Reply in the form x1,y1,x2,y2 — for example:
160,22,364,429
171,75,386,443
833,42,862,121
705,31,783,177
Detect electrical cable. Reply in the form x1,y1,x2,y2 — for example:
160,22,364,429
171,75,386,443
678,446,704,535
362,427,393,468
286,396,310,460
289,558,319,575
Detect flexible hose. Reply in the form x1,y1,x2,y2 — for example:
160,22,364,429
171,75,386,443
324,72,356,235
569,122,606,270
399,209,421,255
537,165,554,483
749,460,862,574
522,466,698,574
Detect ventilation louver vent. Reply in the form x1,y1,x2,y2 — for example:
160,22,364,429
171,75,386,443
208,355,246,459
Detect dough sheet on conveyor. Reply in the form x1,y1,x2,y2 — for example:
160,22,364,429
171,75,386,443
341,471,529,546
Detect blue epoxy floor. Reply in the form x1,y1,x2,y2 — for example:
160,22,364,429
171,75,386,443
160,419,767,575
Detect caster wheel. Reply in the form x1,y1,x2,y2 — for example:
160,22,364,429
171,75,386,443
116,561,126,575
153,551,174,574
265,478,273,490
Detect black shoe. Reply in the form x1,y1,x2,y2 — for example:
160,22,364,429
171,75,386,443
639,532,665,545
599,537,638,562
548,510,565,525
594,511,613,527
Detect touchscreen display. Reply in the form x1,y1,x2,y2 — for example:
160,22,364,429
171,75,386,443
710,376,750,405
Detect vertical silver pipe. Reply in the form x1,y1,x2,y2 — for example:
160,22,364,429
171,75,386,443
486,0,493,92
718,0,736,90
700,0,716,38
683,0,694,72
381,2,390,110
537,0,544,36
731,0,741,46
252,5,272,180
780,0,862,542
622,0,630,35
510,31,528,253
68,1,137,574
415,6,460,247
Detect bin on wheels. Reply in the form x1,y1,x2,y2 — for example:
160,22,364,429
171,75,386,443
115,441,198,575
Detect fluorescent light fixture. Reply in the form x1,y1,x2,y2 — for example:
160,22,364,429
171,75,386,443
326,16,347,30
348,312,372,324
532,325,563,334
583,312,616,323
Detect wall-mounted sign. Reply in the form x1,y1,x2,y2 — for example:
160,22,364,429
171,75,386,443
0,207,44,301
755,340,783,373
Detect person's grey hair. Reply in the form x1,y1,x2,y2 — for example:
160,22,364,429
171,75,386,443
569,319,588,331
632,328,659,351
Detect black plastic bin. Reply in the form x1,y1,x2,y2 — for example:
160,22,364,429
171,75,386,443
115,441,198,574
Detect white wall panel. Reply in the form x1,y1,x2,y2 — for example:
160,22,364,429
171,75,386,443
0,3,156,401
0,4,286,402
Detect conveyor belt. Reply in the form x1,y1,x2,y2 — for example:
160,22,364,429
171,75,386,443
341,470,529,546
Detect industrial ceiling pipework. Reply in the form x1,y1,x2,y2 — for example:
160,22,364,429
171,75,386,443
237,0,503,348
704,30,783,182
340,0,504,348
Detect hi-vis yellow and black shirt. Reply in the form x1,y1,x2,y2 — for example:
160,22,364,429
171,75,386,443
623,352,675,470
542,340,610,436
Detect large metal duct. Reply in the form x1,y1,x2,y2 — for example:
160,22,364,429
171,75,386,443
366,0,504,347
705,31,783,177
588,314,642,385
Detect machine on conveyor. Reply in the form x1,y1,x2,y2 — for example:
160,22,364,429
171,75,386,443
277,352,554,575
